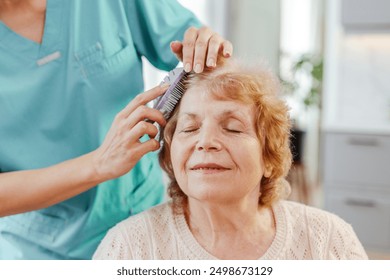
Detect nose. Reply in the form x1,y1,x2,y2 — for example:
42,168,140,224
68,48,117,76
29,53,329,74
195,124,222,152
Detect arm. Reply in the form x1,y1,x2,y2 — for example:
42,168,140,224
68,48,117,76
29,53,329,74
338,223,369,259
327,215,369,259
125,0,201,70
0,85,168,217
0,153,99,217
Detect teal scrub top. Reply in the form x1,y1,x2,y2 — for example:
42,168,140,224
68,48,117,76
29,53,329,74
0,0,200,259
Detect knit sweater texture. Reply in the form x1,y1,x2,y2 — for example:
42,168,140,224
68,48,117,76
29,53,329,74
93,200,368,259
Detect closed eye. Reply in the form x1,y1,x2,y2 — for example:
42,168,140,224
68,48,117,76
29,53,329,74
181,128,198,133
225,128,242,133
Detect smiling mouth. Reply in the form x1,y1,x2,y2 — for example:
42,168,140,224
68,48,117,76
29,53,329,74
191,167,229,171
190,164,231,172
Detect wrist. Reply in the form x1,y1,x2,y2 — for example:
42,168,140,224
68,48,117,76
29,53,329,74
85,151,110,185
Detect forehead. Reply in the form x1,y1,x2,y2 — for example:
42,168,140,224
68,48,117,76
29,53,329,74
179,86,254,116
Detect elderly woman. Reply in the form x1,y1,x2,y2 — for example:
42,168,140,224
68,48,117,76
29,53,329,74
93,58,368,260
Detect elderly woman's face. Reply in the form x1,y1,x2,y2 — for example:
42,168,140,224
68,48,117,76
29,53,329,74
170,86,269,204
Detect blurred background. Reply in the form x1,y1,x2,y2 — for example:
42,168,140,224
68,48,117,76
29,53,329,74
143,0,390,259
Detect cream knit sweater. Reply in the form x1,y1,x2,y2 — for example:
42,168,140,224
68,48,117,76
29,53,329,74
93,200,368,260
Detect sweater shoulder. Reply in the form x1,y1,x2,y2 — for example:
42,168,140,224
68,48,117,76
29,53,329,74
280,200,348,230
93,203,174,259
281,200,334,218
274,200,334,259
118,202,172,230
278,200,367,259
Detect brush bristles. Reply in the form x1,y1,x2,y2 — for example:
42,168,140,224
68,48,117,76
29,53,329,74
162,87,185,115
160,72,189,119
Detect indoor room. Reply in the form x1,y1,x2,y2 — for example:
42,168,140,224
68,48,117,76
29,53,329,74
1,0,389,265
141,0,390,260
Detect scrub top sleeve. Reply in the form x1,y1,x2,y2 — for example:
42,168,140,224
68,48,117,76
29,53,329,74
125,0,202,71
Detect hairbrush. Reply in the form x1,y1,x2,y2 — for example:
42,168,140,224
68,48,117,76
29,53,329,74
152,67,189,120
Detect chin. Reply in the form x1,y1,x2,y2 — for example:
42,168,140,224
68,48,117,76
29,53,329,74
185,183,236,202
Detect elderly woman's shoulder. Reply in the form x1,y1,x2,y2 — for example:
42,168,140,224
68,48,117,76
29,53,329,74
276,200,358,245
93,202,174,259
276,200,368,259
114,202,174,235
275,201,367,259
278,199,351,230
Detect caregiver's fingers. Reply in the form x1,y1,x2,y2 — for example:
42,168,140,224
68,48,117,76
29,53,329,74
181,26,199,73
125,105,166,129
127,120,159,142
118,84,169,119
176,26,233,73
204,33,233,69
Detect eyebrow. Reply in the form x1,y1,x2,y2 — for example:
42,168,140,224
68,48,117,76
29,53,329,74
181,110,243,119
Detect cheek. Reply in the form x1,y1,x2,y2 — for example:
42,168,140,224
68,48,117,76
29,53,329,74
170,138,189,172
170,139,180,170
236,143,265,175
170,138,191,192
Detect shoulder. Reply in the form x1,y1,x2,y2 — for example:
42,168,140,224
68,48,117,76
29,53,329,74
93,203,173,259
117,203,174,248
279,200,346,227
277,200,367,259
278,200,354,238
118,202,172,230
275,200,336,258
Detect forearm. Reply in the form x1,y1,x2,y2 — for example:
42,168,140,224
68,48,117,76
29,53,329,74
0,152,103,217
0,86,167,217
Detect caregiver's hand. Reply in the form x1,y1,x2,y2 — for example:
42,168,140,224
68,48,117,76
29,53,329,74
170,26,233,73
92,85,167,181
0,85,168,217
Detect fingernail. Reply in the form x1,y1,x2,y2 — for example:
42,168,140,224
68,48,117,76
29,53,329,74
170,41,179,47
194,64,202,73
207,58,216,67
184,63,191,72
224,51,231,58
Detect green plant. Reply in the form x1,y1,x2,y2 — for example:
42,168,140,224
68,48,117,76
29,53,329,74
280,53,323,108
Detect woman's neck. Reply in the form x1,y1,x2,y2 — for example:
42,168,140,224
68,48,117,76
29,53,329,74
0,0,45,11
0,0,46,43
0,0,23,6
186,200,276,259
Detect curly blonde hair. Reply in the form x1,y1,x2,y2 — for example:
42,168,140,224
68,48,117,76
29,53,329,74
159,57,292,213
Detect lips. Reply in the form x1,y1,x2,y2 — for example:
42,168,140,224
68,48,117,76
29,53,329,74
190,163,230,171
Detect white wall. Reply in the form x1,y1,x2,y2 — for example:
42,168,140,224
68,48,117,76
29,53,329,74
323,0,390,132
143,0,281,90
228,0,281,72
